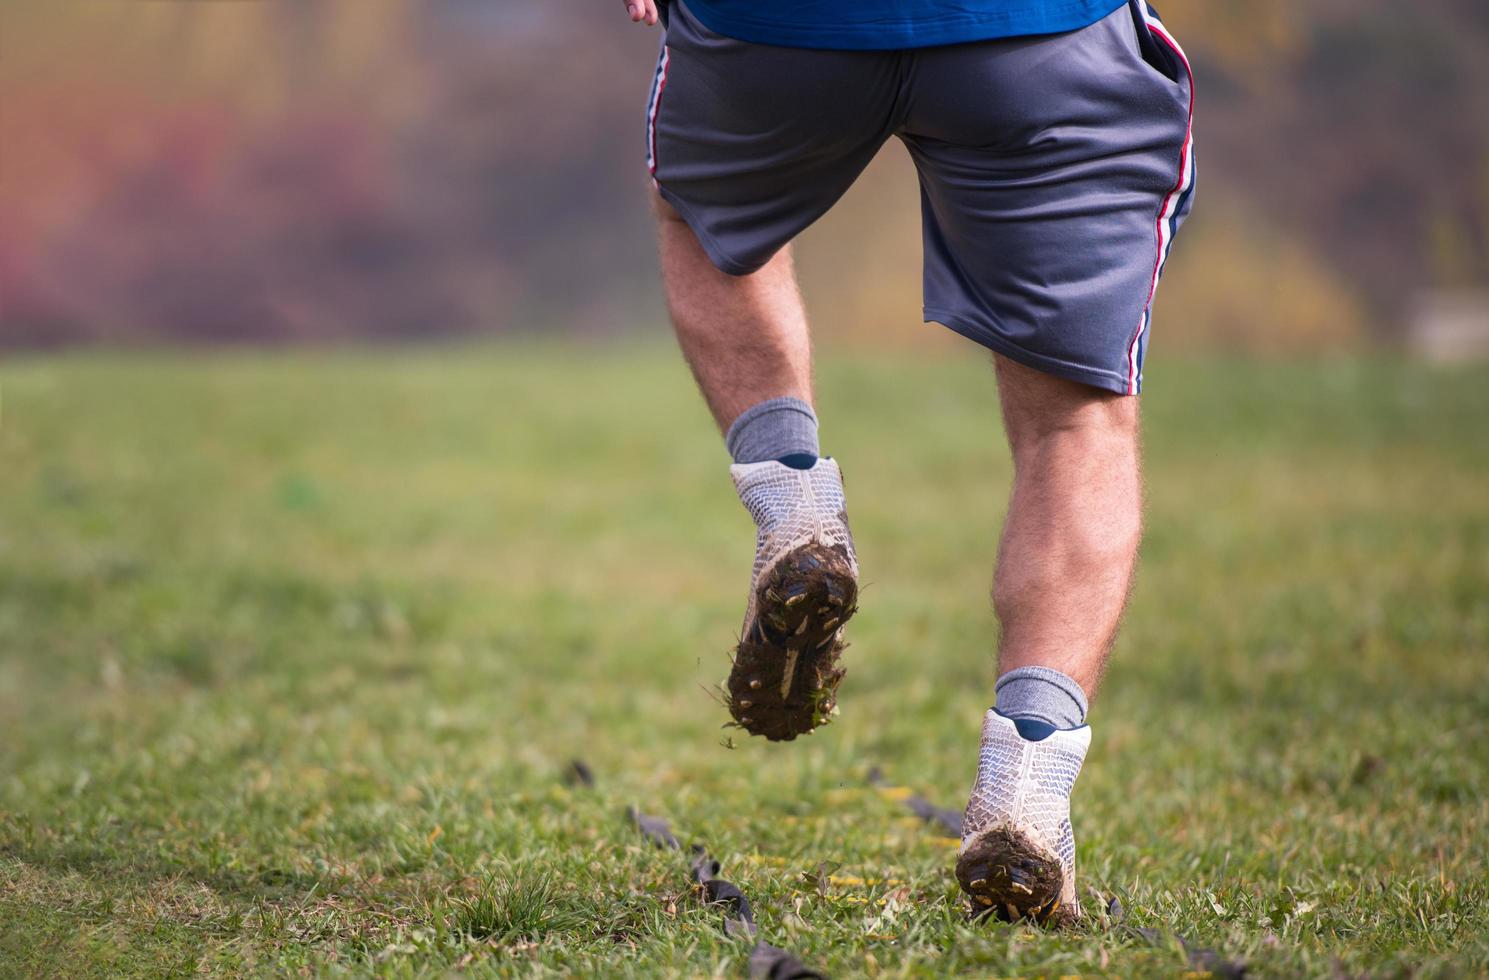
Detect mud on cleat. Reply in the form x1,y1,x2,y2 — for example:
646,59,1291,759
726,458,859,742
956,709,1091,926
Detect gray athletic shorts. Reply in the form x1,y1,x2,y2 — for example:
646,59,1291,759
644,0,1195,394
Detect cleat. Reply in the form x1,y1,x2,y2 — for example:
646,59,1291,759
725,459,860,741
956,711,1091,927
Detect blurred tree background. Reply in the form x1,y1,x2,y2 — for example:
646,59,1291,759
2,0,1486,350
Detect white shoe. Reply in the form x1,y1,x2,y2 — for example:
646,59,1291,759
725,458,859,742
956,710,1091,925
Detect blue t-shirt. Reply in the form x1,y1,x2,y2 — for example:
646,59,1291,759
683,0,1128,50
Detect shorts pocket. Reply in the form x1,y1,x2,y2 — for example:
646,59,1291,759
1127,0,1184,85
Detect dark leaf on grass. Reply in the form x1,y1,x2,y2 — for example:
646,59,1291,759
702,878,756,932
1106,895,1125,923
749,940,827,980
690,844,722,885
688,845,757,937
905,794,963,837
865,767,963,836
627,806,680,850
564,759,595,788
723,910,758,940
1132,927,1246,979
1183,942,1248,979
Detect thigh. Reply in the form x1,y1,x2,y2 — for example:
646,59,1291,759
647,0,899,275
903,1,1194,395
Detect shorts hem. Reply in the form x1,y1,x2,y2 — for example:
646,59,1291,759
654,183,765,277
923,308,1139,395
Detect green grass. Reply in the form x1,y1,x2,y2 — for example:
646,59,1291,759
2,343,1486,977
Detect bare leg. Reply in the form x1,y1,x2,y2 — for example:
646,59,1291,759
657,193,857,741
992,355,1143,698
654,193,813,430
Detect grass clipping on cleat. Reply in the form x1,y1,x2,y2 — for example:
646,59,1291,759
726,543,857,742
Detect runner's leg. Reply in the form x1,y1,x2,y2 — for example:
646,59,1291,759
992,354,1142,699
654,192,814,432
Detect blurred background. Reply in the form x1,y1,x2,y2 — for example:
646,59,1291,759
4,0,1489,353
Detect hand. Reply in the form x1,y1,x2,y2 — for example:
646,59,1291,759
622,0,661,26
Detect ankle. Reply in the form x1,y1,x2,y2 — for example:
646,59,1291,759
725,397,819,465
994,666,1088,730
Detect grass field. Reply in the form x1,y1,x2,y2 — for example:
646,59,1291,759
2,344,1487,978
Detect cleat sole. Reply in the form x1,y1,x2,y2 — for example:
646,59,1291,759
727,542,857,742
956,825,1073,927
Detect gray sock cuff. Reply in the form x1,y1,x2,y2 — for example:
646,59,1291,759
725,397,820,464
994,666,1090,729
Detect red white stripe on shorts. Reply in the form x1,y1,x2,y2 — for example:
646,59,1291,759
646,45,672,180
1127,6,1195,395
